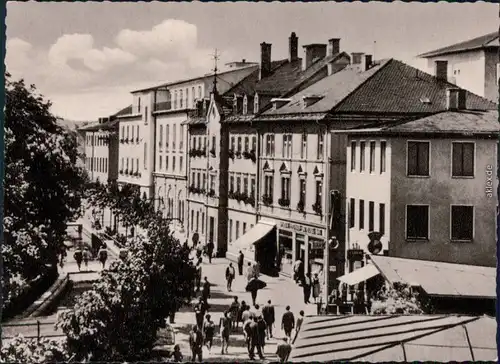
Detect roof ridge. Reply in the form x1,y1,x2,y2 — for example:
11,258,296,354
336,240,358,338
418,31,499,57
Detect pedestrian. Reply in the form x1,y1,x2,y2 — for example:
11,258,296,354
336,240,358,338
201,277,211,305
202,313,215,353
237,250,244,276
196,245,203,261
246,262,254,281
293,260,301,283
225,262,236,291
252,303,262,319
276,337,292,363
239,300,249,328
195,260,202,293
98,245,108,270
194,297,208,329
248,316,265,360
206,241,214,263
249,285,259,306
312,273,321,303
257,315,267,352
242,304,252,325
189,325,204,362
303,272,312,304
262,300,275,339
219,310,231,355
171,344,183,362
82,248,90,271
281,306,295,340
292,310,305,344
229,296,240,330
73,249,83,271
243,314,253,354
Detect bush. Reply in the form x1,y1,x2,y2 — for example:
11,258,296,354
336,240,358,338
370,282,425,315
0,335,69,363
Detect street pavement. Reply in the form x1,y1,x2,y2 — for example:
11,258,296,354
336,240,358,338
157,256,317,362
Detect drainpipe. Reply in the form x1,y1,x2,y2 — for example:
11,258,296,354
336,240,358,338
152,89,158,199
253,120,261,224
205,121,210,247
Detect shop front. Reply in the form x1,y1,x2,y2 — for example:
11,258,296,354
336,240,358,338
276,220,326,278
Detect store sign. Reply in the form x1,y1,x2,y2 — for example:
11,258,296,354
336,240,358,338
347,249,365,261
486,164,494,198
310,240,325,250
279,221,324,237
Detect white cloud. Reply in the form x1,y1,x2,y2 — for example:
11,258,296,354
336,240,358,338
6,38,34,73
84,47,137,72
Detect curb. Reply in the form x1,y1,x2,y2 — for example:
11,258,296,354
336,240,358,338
22,274,70,319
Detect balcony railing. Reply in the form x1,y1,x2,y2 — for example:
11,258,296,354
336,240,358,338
154,101,172,112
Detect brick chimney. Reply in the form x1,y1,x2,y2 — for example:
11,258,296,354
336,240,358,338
351,52,364,65
327,38,340,57
289,32,298,62
446,88,467,110
302,44,327,71
260,42,272,80
435,60,448,82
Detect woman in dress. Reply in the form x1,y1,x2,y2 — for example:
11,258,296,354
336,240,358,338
312,273,321,303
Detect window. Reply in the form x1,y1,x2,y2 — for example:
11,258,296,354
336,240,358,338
243,96,248,115
121,158,124,170
125,158,129,171
281,177,290,200
180,125,184,149
265,135,275,156
350,141,356,171
173,124,176,149
201,212,205,235
264,175,273,197
360,142,366,172
212,136,216,152
144,143,148,169
190,210,194,232
317,132,324,160
196,211,199,232
283,134,292,158
173,91,178,109
368,201,375,231
349,198,355,228
136,125,140,142
406,205,429,240
250,177,256,196
452,142,474,177
231,136,235,151
136,158,139,172
210,175,215,192
186,88,190,108
229,220,233,242
244,137,249,152
451,205,473,241
192,172,196,186
138,97,141,112
380,141,386,173
301,132,307,159
237,137,242,153
131,127,135,141
172,156,176,171
126,125,130,139
254,94,259,113
299,179,306,203
144,106,148,124
236,221,240,240
243,177,248,195
236,177,241,193
197,172,201,188
407,141,430,176
379,203,385,234
159,125,163,150
180,156,183,171
166,156,169,170
230,176,234,192
251,136,256,152
130,159,134,173
359,200,365,230
191,87,195,106
369,141,376,173
315,180,322,204
180,90,184,108
202,173,206,190
166,125,170,149
159,156,162,170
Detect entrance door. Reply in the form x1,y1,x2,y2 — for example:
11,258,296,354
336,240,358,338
209,217,215,243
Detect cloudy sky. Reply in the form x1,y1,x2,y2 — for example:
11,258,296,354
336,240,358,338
6,1,497,121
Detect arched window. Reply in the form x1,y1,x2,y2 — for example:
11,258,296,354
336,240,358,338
243,95,248,115
254,94,259,113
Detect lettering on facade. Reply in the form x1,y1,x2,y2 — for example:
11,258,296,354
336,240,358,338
279,221,324,237
486,164,494,198
310,241,325,250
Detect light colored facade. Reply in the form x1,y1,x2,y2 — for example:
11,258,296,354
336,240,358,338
345,110,498,268
419,31,499,102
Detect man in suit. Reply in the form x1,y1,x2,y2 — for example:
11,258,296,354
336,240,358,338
281,305,295,340
248,316,265,360
262,300,275,339
237,250,244,275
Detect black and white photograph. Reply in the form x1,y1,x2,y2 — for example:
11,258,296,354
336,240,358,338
1,1,498,362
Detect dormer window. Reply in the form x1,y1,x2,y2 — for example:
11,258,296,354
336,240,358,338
303,94,323,108
271,98,292,111
233,94,238,111
243,95,248,115
254,94,259,113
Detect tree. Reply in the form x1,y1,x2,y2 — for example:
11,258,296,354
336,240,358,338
0,335,69,363
3,74,87,311
370,282,427,315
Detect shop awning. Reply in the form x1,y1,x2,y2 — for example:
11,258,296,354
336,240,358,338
233,221,276,250
337,264,380,286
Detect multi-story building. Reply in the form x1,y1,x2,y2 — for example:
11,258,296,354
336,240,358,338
343,107,498,268
255,56,496,287
418,31,499,102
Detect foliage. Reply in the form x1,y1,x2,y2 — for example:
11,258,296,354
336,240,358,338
0,335,69,363
3,74,87,310
370,282,425,315
58,180,196,361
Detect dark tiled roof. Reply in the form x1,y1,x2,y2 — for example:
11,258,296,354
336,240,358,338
114,105,133,116
418,31,499,58
183,117,205,126
223,115,256,124
79,119,119,132
255,58,303,96
261,59,497,117
291,315,496,362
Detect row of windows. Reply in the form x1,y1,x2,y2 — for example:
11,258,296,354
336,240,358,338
232,94,260,115
158,124,184,151
86,134,108,147
120,157,140,173
172,86,203,110
191,170,217,192
348,198,386,234
350,141,386,174
120,125,140,142
228,219,254,243
263,175,323,206
229,174,256,195
190,209,206,235
230,135,257,153
86,157,108,173
264,132,324,160
158,155,183,173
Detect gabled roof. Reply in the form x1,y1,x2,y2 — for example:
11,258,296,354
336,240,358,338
418,31,499,58
338,110,499,137
258,59,497,120
370,255,496,299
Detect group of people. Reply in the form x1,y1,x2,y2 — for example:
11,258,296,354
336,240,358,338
72,244,108,271
293,260,322,304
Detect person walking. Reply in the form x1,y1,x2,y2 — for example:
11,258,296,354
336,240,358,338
202,313,215,353
243,314,253,354
252,304,262,319
194,297,209,329
248,316,265,360
189,325,204,362
229,296,240,330
312,273,321,303
206,241,214,263
293,259,302,283
281,306,295,340
242,304,252,324
237,250,244,276
248,284,259,306
219,310,231,355
262,300,275,339
276,337,292,363
239,300,250,329
303,272,312,304
73,249,83,271
82,248,90,271
225,263,236,292
292,310,305,344
246,262,255,282
257,315,267,353
201,277,211,305
195,260,202,293
98,245,108,270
